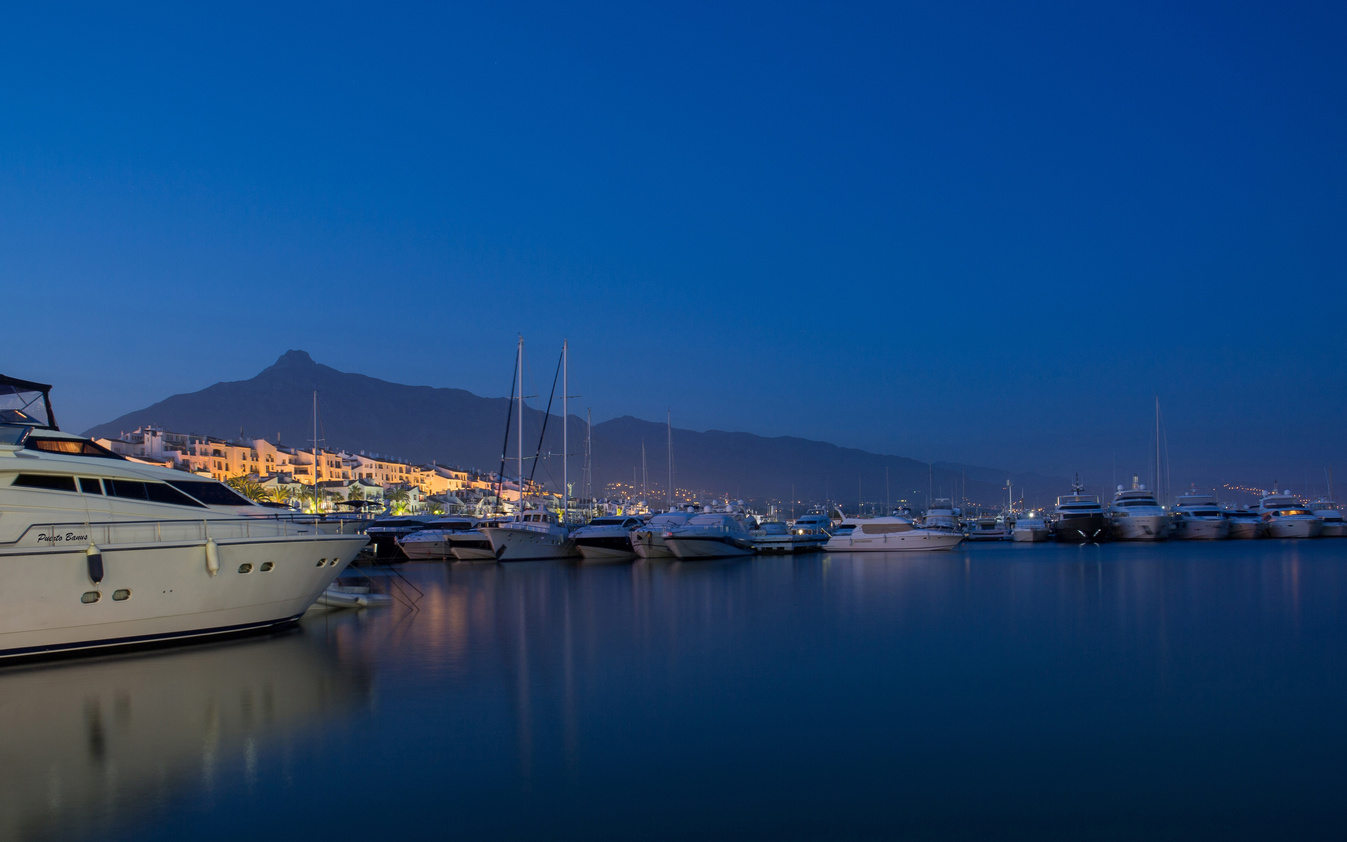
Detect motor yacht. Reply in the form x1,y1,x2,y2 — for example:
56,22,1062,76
921,497,961,533
397,517,481,560
1011,514,1049,543
1169,490,1230,541
963,514,1010,541
1256,490,1322,539
448,518,505,561
481,509,577,561
0,374,368,660
1107,480,1170,542
1051,477,1110,543
750,518,827,553
788,512,833,551
571,515,645,561
366,515,439,560
1223,507,1267,539
663,513,756,559
1308,499,1347,537
824,513,964,552
630,510,698,559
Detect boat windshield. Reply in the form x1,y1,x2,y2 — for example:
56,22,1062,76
0,375,57,430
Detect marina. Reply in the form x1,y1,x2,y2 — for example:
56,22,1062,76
6,540,1347,840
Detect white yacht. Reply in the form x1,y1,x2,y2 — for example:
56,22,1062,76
397,517,481,560
571,515,644,561
664,513,756,559
1108,480,1170,542
1308,499,1346,537
1011,514,1049,543
0,374,368,660
749,517,828,554
481,509,577,561
963,514,1010,541
1169,490,1230,541
1223,507,1267,540
1051,477,1111,543
630,510,698,559
1257,490,1322,539
788,512,833,551
824,514,964,552
448,519,504,561
921,497,961,533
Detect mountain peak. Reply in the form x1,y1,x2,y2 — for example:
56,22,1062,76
274,350,314,366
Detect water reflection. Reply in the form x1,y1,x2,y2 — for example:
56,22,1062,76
13,541,1347,839
0,626,373,842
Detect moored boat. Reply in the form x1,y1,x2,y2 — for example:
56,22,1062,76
1011,514,1049,543
1169,490,1229,541
571,515,644,561
1257,490,1322,539
1051,477,1110,543
631,510,698,559
1308,499,1347,537
1108,480,1170,542
0,373,368,660
482,509,578,561
664,513,756,560
824,514,964,552
1223,507,1266,539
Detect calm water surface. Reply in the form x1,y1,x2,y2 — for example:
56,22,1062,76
6,541,1347,840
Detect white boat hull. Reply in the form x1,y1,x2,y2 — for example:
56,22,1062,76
576,543,636,561
1226,520,1264,539
398,537,454,560
0,533,367,659
1011,527,1048,543
824,531,964,552
1171,518,1229,541
631,530,677,559
1265,517,1321,539
664,536,755,560
482,526,577,561
1319,521,1347,538
1110,516,1170,542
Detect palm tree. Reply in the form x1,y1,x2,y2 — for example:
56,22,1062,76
225,474,268,503
385,487,411,516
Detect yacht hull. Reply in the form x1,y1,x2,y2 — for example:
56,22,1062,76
575,539,636,561
482,526,577,561
1171,518,1229,540
1053,515,1111,543
824,532,964,552
1319,522,1347,538
631,530,677,559
397,537,454,560
664,536,755,560
1265,518,1321,539
1011,527,1048,543
1226,520,1265,539
0,534,367,659
1111,516,1170,541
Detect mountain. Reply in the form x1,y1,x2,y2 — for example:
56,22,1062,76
85,351,1065,508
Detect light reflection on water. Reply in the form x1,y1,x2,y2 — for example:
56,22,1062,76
7,541,1347,840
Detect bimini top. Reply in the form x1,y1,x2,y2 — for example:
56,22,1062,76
0,374,58,431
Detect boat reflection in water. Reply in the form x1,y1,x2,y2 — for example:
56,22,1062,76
0,624,374,842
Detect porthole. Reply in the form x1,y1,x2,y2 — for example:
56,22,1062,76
238,563,253,574
81,591,101,604
260,562,274,572
112,589,131,601
315,558,327,567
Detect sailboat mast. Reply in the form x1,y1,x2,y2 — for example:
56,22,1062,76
666,410,673,511
311,391,318,511
642,440,647,505
563,339,568,525
517,336,524,514
1155,396,1161,506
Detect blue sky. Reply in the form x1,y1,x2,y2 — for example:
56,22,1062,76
3,1,1344,495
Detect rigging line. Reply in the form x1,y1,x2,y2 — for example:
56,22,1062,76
528,345,565,486
496,343,520,509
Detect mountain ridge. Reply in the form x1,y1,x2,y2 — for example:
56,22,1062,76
85,351,1067,508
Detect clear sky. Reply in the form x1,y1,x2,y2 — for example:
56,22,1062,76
3,1,1344,496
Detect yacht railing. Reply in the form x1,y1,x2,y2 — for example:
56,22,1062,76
0,514,362,549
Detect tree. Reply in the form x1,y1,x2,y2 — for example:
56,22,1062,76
225,474,268,503
385,487,411,516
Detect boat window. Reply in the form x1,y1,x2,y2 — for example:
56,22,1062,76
25,437,124,458
104,479,148,500
145,482,206,507
79,477,103,494
12,474,77,492
167,480,253,507
860,522,912,534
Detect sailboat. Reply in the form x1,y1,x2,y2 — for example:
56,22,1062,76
481,338,578,561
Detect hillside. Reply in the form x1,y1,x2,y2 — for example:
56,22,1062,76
86,351,1064,508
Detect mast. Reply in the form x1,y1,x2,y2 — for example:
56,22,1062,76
1155,396,1162,506
517,336,524,515
641,440,647,506
563,339,568,525
666,410,673,511
311,391,318,512
585,408,592,504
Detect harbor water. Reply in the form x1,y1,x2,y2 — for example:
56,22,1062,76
7,540,1347,840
